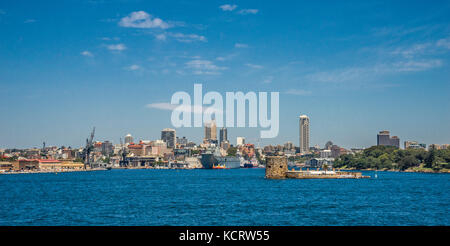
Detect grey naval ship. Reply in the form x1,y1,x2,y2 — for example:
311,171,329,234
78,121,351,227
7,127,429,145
200,147,241,169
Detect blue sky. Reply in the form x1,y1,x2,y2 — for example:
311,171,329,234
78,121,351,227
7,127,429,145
0,0,449,149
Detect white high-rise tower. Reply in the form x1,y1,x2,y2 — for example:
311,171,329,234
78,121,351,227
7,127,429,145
124,134,134,145
299,115,310,154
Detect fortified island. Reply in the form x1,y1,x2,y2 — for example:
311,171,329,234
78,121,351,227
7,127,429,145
265,156,370,179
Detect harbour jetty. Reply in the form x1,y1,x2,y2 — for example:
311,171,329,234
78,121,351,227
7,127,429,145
265,156,369,179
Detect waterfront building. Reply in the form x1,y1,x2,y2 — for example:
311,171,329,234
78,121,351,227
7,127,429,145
0,161,13,171
125,134,134,145
299,115,310,154
377,131,400,148
16,159,39,170
237,137,245,146
125,156,159,167
14,159,84,171
39,161,84,171
219,127,228,145
161,128,176,148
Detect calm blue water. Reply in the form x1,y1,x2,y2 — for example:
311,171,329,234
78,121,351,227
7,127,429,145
0,169,448,225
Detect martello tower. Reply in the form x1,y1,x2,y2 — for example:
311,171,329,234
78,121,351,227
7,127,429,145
265,156,288,179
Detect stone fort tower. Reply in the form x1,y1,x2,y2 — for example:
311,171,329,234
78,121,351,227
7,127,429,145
265,156,288,179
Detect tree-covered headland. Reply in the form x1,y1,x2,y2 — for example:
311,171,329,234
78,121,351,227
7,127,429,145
334,145,450,172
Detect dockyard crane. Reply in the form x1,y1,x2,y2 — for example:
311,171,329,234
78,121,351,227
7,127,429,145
83,127,95,169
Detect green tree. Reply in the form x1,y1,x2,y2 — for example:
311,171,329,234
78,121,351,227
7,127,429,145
425,147,436,168
227,147,237,156
398,155,419,170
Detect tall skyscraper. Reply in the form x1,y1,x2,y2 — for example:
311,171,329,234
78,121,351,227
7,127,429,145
124,134,133,145
219,127,228,145
204,120,217,141
377,130,400,148
299,115,310,154
161,128,176,148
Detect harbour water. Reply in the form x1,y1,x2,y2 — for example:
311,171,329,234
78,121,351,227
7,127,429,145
0,169,448,225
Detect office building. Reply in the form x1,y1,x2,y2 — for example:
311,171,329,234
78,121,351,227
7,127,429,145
377,131,400,148
219,127,228,145
204,120,217,141
161,128,176,148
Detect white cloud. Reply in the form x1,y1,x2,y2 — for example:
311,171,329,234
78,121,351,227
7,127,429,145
372,26,429,37
245,63,263,69
119,11,171,29
238,9,259,15
146,103,176,111
393,59,442,72
262,76,273,84
216,53,238,61
306,58,443,84
235,43,248,48
100,37,120,41
185,59,227,75
437,38,450,49
106,43,127,51
306,67,369,83
125,64,141,71
155,34,167,41
169,32,207,43
155,32,207,43
146,102,222,114
24,19,36,23
81,51,93,57
391,43,432,58
285,89,312,96
219,4,237,11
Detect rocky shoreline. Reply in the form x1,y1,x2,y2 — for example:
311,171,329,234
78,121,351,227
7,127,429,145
342,167,450,174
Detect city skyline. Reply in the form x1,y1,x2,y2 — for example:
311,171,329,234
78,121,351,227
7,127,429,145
1,1,450,149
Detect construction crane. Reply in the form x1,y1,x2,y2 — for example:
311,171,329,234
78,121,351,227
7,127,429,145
83,127,95,169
